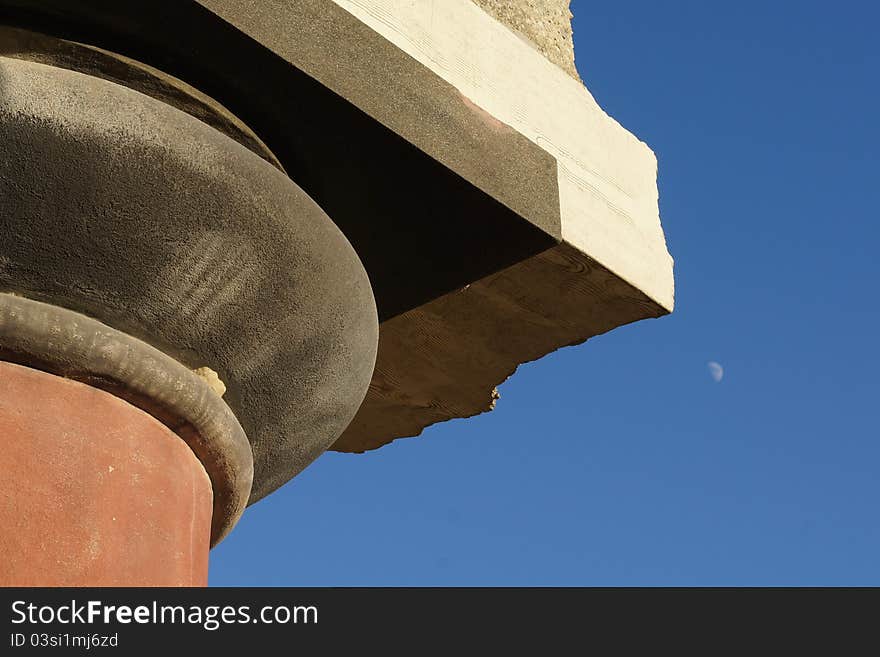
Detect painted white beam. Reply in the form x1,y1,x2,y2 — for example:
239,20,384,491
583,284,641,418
335,0,674,311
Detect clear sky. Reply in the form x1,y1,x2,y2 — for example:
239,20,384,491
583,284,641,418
210,0,880,586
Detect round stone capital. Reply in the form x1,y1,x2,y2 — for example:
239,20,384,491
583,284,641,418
0,55,379,505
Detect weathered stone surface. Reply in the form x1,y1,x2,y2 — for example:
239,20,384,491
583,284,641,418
0,57,378,503
334,244,665,452
471,0,579,79
0,362,212,586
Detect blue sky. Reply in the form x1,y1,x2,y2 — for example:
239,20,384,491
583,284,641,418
211,0,880,585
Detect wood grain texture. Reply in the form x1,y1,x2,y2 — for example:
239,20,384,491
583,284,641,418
332,242,667,453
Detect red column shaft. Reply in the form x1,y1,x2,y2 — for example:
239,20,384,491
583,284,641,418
0,361,213,586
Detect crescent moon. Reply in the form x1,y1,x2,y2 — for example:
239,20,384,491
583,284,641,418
707,361,724,383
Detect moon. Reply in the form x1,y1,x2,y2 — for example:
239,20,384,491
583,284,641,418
707,361,724,383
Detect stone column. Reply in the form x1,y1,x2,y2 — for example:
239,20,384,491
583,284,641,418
0,362,214,586
0,295,255,586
